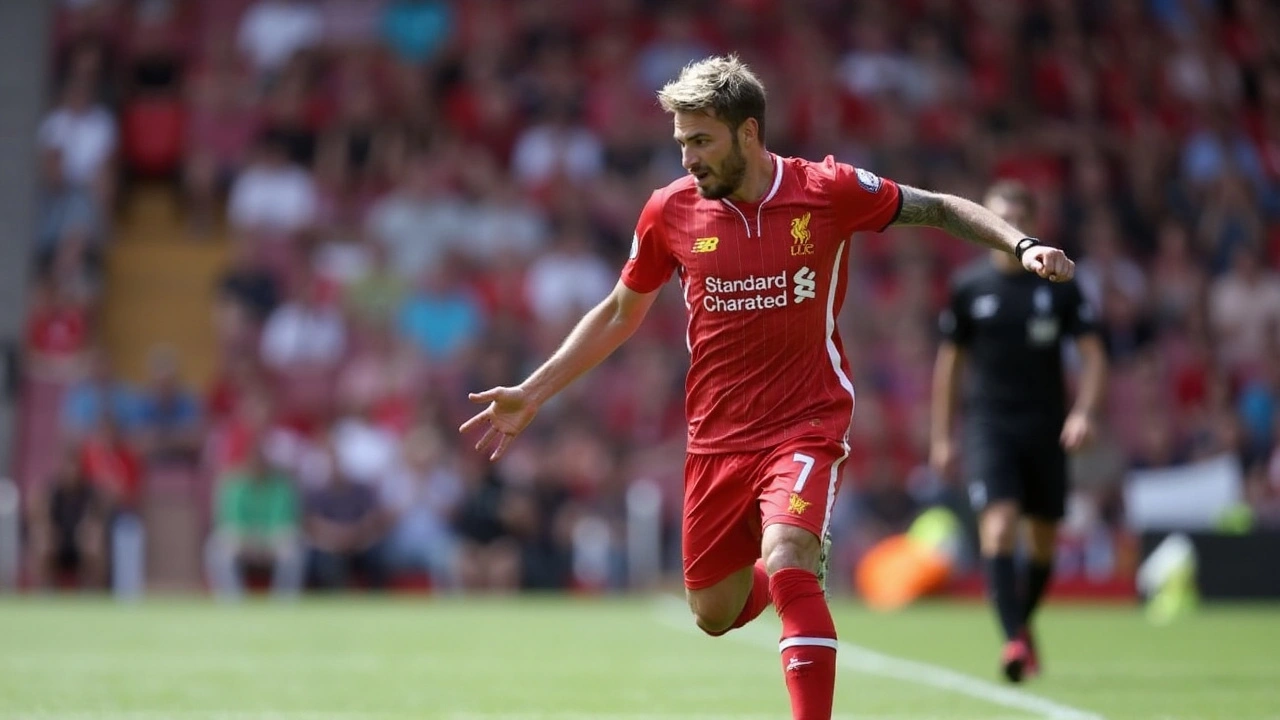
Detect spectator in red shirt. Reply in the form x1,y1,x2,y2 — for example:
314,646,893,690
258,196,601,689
24,274,92,382
80,412,145,512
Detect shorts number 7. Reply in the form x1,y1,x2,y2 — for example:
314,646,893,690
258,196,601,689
792,452,816,493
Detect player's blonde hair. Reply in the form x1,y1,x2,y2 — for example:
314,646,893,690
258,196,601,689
657,54,767,140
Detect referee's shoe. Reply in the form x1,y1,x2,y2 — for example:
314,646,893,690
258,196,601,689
1001,627,1041,682
1001,637,1030,683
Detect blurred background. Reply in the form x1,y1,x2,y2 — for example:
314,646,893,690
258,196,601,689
1,0,1279,603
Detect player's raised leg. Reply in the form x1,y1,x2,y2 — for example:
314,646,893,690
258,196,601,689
760,438,848,720
683,452,773,636
980,500,1028,682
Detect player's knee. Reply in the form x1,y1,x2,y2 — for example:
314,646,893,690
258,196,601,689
980,503,1019,554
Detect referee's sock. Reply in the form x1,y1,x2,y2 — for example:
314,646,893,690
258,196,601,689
985,554,1021,641
1021,559,1054,625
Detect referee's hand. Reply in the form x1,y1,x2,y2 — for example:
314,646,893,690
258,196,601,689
1021,245,1075,282
1060,411,1096,452
929,438,958,479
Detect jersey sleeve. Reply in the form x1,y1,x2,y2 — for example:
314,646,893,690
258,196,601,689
1061,279,1100,337
620,190,677,294
939,278,973,346
827,157,903,235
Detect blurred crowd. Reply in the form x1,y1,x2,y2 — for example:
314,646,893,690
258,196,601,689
17,0,1280,596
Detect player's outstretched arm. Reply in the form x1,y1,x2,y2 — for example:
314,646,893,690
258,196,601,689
460,280,661,461
892,185,1075,282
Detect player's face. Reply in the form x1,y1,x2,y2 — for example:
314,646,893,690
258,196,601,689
673,111,749,200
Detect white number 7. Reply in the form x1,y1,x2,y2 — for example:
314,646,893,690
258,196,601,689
792,452,815,492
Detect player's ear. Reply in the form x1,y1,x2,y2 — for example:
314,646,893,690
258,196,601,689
738,117,759,147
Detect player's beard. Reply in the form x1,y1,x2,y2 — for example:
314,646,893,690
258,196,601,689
694,136,748,200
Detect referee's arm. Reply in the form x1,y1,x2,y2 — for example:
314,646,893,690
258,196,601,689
929,338,965,476
931,283,972,477
1061,334,1108,451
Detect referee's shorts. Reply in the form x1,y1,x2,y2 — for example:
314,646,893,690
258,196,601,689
963,417,1068,521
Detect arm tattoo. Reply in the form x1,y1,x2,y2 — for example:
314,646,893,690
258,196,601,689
892,184,1022,253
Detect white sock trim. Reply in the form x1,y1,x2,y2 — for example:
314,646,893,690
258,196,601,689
779,636,839,652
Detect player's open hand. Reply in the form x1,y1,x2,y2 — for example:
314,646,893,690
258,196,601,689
459,386,539,462
1022,245,1075,282
1060,411,1096,452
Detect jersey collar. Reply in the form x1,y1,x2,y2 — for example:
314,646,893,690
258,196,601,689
719,154,784,238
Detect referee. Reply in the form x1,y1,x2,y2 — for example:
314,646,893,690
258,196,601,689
930,180,1108,683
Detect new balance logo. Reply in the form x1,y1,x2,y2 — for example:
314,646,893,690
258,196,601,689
692,237,720,253
786,657,815,672
793,267,817,303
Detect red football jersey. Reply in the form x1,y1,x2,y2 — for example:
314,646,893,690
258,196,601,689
621,155,902,454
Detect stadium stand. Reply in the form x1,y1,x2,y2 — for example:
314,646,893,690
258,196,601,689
13,0,1280,596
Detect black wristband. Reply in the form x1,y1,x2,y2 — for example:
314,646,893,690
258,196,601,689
1014,237,1040,261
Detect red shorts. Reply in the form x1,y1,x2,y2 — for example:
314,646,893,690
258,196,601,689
682,436,849,590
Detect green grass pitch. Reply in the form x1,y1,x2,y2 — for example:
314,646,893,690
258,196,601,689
0,595,1277,719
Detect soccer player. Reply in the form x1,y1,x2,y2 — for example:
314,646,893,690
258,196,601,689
461,56,1076,719
930,180,1107,684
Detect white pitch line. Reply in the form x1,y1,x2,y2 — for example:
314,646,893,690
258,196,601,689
654,597,1104,720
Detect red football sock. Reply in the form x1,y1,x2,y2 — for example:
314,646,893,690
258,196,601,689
704,560,772,637
771,567,838,720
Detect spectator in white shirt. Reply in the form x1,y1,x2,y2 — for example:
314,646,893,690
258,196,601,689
524,226,614,328
331,408,399,488
458,178,549,265
366,158,466,280
39,74,116,248
260,273,347,371
237,0,324,77
40,76,117,193
228,132,318,239
1210,242,1280,377
511,102,604,189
